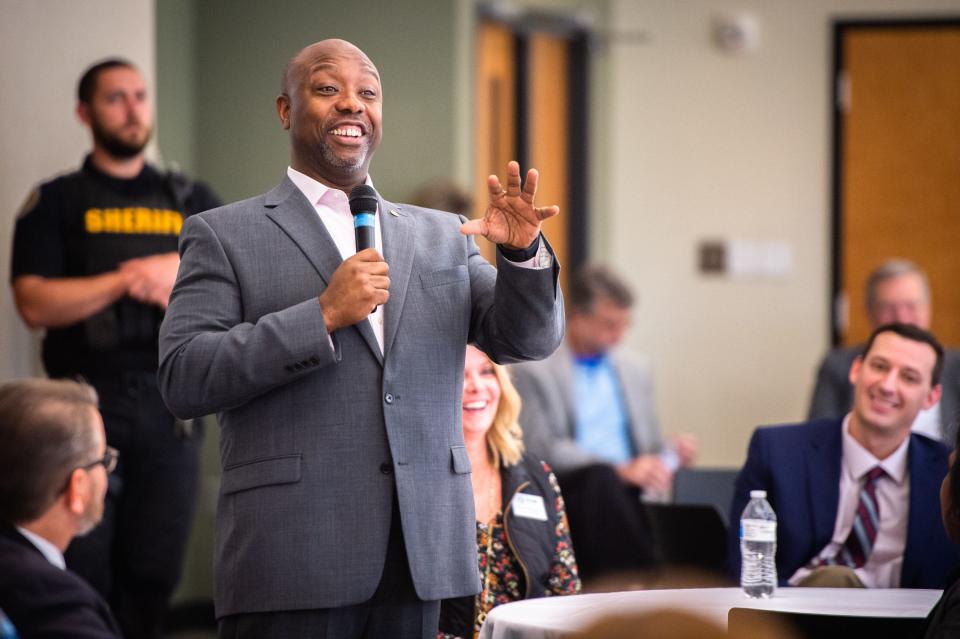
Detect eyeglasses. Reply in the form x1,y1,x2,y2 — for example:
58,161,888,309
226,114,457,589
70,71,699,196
80,446,119,474
59,446,119,495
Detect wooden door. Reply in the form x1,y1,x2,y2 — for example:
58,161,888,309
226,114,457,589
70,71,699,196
835,21,960,346
473,14,588,287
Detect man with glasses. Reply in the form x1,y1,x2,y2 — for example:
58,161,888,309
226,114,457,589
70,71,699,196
0,379,121,638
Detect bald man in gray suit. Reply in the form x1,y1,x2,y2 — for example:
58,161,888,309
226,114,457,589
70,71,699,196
158,39,563,639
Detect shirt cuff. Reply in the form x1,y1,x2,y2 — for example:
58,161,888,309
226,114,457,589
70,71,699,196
498,235,553,270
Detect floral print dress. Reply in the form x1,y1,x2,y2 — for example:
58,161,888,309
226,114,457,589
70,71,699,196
439,464,581,639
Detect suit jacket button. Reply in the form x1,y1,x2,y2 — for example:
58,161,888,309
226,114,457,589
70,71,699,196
384,393,394,404
380,462,393,474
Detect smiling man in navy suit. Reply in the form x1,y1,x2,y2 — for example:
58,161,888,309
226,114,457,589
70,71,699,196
729,323,960,589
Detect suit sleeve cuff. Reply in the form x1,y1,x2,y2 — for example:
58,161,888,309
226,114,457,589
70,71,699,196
498,236,541,262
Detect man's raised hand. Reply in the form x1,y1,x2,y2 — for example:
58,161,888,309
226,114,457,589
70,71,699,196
460,161,559,250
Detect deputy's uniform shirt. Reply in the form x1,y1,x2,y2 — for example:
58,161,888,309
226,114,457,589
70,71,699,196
10,155,221,378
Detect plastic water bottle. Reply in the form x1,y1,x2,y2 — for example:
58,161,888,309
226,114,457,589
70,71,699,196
740,489,777,598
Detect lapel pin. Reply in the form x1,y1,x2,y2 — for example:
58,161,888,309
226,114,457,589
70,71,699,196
389,209,400,217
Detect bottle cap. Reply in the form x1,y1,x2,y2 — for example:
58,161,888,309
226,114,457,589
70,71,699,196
750,490,767,498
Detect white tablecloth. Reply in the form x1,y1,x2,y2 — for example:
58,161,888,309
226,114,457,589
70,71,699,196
477,587,942,639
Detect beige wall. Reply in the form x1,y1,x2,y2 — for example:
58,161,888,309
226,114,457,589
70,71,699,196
0,0,155,382
604,0,960,466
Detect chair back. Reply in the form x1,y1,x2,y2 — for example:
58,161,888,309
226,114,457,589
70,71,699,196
672,467,738,526
643,503,728,572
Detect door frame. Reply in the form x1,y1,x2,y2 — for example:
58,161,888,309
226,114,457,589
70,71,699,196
476,4,592,274
830,16,960,346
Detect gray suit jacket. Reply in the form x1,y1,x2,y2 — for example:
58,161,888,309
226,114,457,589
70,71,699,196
509,343,663,472
807,345,960,444
157,177,563,617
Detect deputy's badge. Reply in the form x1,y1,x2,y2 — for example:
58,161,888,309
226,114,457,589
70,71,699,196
16,188,40,219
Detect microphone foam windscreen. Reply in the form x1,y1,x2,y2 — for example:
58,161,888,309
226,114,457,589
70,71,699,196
349,185,378,215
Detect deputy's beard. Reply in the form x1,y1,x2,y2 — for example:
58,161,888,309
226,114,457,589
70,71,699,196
91,117,152,160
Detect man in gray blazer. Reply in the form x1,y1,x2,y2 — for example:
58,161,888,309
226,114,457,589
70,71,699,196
510,264,694,580
511,264,695,488
157,39,563,639
808,259,960,444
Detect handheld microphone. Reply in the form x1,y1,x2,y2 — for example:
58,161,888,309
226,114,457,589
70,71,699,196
349,185,378,253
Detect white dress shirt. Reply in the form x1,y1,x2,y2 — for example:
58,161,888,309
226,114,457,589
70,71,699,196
789,415,910,587
287,167,386,353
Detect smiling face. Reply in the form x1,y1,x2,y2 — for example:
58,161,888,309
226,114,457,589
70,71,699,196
462,345,502,439
277,39,382,191
848,331,941,451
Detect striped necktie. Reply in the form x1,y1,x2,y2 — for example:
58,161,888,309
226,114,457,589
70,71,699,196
828,466,886,568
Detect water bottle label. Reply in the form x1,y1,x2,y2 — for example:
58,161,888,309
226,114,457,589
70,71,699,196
740,519,776,542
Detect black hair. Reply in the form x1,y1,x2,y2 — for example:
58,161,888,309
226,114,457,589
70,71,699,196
77,58,136,104
861,322,944,385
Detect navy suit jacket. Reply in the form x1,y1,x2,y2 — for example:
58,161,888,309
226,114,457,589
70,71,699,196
0,524,120,638
727,419,959,588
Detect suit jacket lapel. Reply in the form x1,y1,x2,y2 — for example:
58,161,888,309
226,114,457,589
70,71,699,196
380,199,414,358
806,422,842,547
264,176,383,364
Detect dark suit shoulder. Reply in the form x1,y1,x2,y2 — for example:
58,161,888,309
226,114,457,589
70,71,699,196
822,345,861,370
910,431,951,459
754,419,842,445
0,531,120,638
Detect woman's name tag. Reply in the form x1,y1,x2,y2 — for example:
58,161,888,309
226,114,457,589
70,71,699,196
512,493,548,521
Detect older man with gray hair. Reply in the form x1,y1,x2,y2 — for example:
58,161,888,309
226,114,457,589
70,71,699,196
0,379,121,638
808,258,960,443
